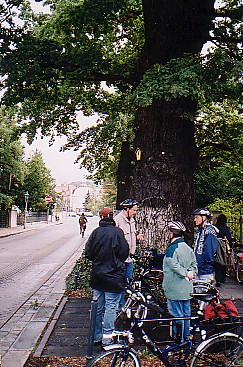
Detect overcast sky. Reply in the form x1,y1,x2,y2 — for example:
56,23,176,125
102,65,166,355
23,113,97,186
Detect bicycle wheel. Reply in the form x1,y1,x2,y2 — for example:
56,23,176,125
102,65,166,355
236,257,243,283
142,269,165,306
190,332,243,366
89,346,140,367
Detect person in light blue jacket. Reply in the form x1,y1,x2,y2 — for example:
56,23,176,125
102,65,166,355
163,221,198,342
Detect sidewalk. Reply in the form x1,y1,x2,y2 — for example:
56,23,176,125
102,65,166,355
0,219,59,239
0,219,85,367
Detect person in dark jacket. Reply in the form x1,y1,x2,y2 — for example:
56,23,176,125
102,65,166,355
214,214,232,286
85,207,129,346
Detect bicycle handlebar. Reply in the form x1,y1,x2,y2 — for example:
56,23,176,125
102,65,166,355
125,284,166,316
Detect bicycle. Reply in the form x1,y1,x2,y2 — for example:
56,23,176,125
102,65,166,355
88,289,243,366
79,223,86,237
226,242,243,283
116,250,165,325
129,250,164,304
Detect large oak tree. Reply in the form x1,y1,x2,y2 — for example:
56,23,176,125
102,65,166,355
0,0,242,246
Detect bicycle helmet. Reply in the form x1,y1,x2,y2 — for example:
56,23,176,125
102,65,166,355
168,221,186,232
120,198,138,209
192,208,211,217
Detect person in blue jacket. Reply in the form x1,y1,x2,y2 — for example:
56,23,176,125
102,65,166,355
192,208,218,282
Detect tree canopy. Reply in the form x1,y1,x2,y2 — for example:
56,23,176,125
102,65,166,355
0,0,242,231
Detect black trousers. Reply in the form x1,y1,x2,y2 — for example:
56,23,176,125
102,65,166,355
214,262,226,283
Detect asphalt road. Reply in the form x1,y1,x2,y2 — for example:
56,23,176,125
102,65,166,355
0,215,99,328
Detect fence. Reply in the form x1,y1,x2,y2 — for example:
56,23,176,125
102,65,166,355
0,210,9,228
17,211,48,225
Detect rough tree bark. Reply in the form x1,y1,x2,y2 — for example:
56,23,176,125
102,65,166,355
128,0,216,250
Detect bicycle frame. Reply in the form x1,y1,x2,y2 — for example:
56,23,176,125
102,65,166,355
226,242,243,282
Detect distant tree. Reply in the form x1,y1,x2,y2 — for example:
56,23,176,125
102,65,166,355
0,108,26,209
100,179,117,209
19,150,56,211
83,190,92,211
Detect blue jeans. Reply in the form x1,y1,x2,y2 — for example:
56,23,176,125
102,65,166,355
125,262,133,279
167,299,191,342
93,289,122,344
118,262,133,310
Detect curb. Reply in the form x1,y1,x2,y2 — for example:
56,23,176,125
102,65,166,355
33,296,68,358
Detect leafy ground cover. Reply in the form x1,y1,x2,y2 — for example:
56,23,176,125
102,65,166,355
25,355,164,366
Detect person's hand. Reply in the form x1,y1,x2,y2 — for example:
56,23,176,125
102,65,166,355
187,271,196,280
137,234,144,241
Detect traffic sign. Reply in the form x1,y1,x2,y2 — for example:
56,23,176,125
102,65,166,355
45,195,52,203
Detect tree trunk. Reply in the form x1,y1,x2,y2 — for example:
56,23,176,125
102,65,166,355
116,141,134,209
128,0,215,250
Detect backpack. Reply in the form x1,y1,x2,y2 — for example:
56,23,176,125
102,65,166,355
204,300,239,320
79,216,87,225
214,238,227,265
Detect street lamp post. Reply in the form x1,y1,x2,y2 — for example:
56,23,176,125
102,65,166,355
23,191,29,229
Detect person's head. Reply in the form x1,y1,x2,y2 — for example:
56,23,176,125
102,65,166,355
82,213,85,216
192,208,211,227
99,207,113,219
167,221,186,239
216,214,227,226
120,199,138,218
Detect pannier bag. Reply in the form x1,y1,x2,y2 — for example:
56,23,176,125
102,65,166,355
204,300,239,320
214,238,227,265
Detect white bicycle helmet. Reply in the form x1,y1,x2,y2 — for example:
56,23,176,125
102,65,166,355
168,221,186,232
120,199,138,208
192,208,211,217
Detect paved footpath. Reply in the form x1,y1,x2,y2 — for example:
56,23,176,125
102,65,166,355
0,221,86,367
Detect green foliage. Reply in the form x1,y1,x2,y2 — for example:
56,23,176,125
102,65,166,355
1,0,143,140
83,190,92,211
65,256,92,297
194,103,243,206
208,198,243,242
65,111,134,183
134,55,203,105
0,108,26,209
20,150,56,211
134,51,242,107
99,179,117,209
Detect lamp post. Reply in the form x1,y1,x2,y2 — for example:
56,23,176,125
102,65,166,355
23,191,29,229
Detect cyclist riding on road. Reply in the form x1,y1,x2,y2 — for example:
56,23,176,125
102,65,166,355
79,213,87,236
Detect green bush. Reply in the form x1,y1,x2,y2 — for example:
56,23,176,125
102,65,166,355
208,198,243,242
66,255,92,297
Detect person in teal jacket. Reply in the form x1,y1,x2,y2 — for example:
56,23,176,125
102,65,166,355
162,221,198,342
